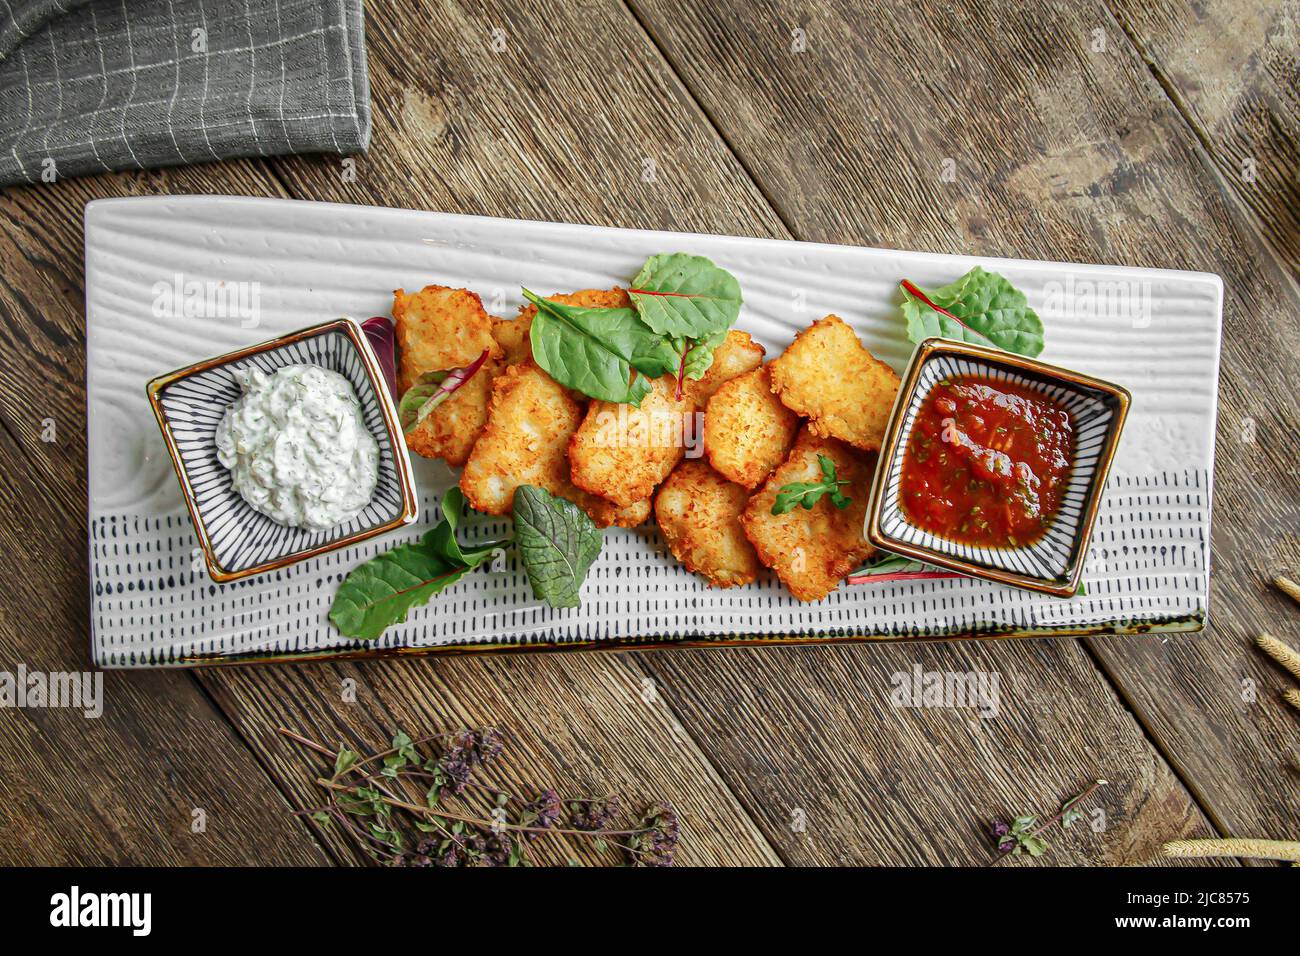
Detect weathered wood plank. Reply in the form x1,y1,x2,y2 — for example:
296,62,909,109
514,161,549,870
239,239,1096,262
192,0,789,867
640,641,1223,865
1105,0,1299,273
201,654,781,866
629,0,1299,851
0,164,331,865
233,0,1217,864
269,0,785,235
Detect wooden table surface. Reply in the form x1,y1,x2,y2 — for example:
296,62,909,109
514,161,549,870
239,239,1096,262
1,0,1296,866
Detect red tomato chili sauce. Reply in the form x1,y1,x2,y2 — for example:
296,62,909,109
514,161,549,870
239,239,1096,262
899,375,1074,548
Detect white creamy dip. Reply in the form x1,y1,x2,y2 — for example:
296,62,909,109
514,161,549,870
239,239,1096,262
215,364,379,530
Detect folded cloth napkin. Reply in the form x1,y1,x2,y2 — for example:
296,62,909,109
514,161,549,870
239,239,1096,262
0,0,369,186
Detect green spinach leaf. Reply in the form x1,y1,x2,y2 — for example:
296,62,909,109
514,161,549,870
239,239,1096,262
525,290,656,405
629,253,743,338
900,267,1044,356
329,488,509,640
397,351,491,433
512,485,602,609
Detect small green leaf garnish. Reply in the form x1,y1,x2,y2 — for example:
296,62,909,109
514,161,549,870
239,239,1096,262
397,351,490,433
525,253,743,405
328,488,509,640
524,290,657,405
512,485,602,609
397,372,447,433
771,455,853,515
900,267,1044,356
628,253,743,338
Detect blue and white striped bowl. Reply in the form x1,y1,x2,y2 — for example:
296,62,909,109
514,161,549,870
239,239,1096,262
146,318,418,582
865,338,1130,597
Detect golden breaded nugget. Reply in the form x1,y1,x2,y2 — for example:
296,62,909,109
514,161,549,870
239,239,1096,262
768,315,900,452
569,375,694,508
740,427,877,601
458,362,648,527
578,493,651,529
683,329,764,407
491,316,532,365
460,363,581,515
654,459,760,588
703,367,800,489
394,285,503,393
405,357,503,467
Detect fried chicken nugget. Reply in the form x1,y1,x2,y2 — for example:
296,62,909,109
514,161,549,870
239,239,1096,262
703,367,800,489
394,285,503,393
654,459,760,588
740,426,877,601
569,375,694,508
768,315,900,452
404,356,504,467
683,330,765,407
458,362,648,527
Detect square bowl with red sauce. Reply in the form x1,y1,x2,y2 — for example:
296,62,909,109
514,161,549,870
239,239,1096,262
864,338,1131,597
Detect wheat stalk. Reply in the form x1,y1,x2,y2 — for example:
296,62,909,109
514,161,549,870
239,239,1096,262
1256,633,1300,681
1163,838,1300,863
1273,575,1300,607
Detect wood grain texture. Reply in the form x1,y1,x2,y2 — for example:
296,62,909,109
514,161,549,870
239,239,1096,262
0,165,330,865
269,0,786,236
201,654,781,866
0,0,1279,866
186,0,788,867
227,0,1215,865
639,641,1222,865
1105,0,1299,273
629,0,1299,849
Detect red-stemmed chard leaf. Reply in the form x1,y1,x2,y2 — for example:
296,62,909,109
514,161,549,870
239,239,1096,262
900,267,1044,356
397,349,490,434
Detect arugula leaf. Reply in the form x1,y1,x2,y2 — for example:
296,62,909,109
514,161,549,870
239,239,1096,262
629,253,743,338
512,485,602,609
900,267,1044,356
329,488,509,640
771,455,853,515
525,290,657,405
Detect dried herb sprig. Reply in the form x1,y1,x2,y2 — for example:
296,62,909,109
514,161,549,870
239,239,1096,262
280,727,680,867
988,779,1106,863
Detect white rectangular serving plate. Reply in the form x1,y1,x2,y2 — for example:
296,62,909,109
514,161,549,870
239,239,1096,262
85,196,1222,668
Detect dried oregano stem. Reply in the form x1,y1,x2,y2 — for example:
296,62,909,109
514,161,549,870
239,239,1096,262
1273,575,1300,607
1256,633,1300,681
1163,838,1300,863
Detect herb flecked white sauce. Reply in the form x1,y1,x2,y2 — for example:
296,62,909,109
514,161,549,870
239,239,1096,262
215,364,379,531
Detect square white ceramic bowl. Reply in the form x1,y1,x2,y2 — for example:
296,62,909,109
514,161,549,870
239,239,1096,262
146,318,418,582
865,338,1131,597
